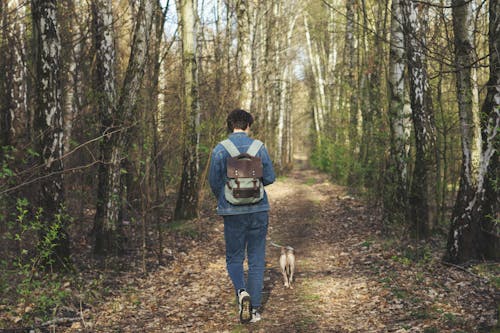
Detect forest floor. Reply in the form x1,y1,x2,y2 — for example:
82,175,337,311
1,165,498,332
81,166,498,332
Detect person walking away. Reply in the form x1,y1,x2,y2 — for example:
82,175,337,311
208,109,276,323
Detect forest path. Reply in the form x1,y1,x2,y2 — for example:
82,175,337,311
87,167,497,333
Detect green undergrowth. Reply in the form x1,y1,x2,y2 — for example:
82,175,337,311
304,177,317,186
310,137,352,184
164,219,201,239
470,263,500,289
0,198,103,328
0,262,107,328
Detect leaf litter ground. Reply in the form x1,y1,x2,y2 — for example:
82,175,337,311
83,169,498,332
3,168,496,332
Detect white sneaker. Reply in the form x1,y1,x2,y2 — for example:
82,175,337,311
238,289,252,323
250,309,261,323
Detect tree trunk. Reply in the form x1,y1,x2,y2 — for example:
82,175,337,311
452,0,482,204
214,0,224,118
174,0,201,220
326,3,337,119
401,0,437,238
344,0,358,148
0,3,12,149
32,0,70,268
62,1,83,154
1,0,28,148
304,15,324,142
446,0,500,263
236,0,253,110
385,0,411,224
92,0,120,255
276,13,297,169
143,0,167,266
93,0,154,255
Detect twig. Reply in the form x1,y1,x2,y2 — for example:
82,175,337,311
441,260,484,280
41,317,80,327
80,299,87,328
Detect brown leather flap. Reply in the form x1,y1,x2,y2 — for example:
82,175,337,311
227,155,263,178
233,188,261,198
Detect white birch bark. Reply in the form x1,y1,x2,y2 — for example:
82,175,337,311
32,0,70,265
447,0,500,262
387,0,411,218
93,0,155,254
4,0,28,144
401,0,437,237
326,4,337,116
237,0,253,110
304,14,324,138
276,13,298,168
92,0,119,253
344,0,358,146
93,0,117,119
452,0,481,191
261,0,277,145
63,1,84,153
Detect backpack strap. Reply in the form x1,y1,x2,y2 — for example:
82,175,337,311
220,139,240,157
247,139,263,157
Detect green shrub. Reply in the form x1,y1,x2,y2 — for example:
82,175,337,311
1,198,73,324
311,136,352,184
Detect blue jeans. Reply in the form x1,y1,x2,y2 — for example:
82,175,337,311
223,211,268,308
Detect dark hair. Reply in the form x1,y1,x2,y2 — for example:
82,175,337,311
226,109,254,132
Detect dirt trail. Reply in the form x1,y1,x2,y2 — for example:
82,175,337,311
87,169,497,333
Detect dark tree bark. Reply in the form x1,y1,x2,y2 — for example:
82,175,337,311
32,0,70,268
446,0,500,263
174,0,201,221
385,0,412,225
0,1,10,147
93,0,154,255
1,0,28,148
61,1,84,154
92,0,121,255
401,0,438,238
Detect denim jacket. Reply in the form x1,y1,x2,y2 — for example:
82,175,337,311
208,132,276,215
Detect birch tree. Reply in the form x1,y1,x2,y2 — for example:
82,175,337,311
1,0,28,147
93,0,155,254
0,3,11,149
62,1,84,153
401,0,437,238
32,0,70,267
0,1,3,145
344,0,358,147
385,0,411,223
276,3,298,169
446,0,499,263
448,0,482,227
304,14,324,141
236,0,253,110
174,0,201,220
214,0,225,117
92,0,120,254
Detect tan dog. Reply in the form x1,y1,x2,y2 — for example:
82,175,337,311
279,246,295,289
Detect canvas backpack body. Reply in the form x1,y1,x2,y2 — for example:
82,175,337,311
220,139,264,205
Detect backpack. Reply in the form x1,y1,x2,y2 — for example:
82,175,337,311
220,139,264,205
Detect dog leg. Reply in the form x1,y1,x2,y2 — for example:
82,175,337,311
286,249,295,289
280,248,289,288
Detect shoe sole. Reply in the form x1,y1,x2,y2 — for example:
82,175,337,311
239,295,252,323
250,316,261,323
